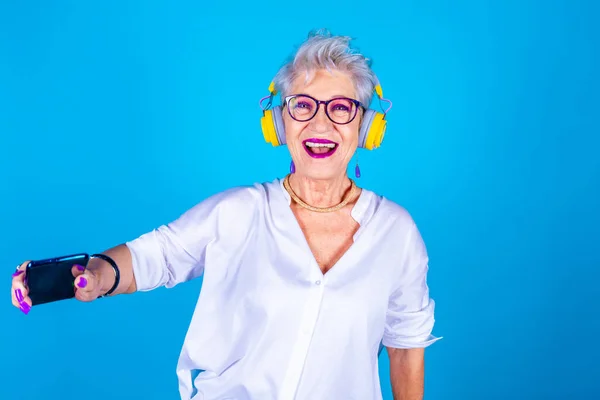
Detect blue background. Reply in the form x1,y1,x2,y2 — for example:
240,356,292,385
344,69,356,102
1,1,598,399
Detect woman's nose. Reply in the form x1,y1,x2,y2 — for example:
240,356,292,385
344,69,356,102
309,104,332,130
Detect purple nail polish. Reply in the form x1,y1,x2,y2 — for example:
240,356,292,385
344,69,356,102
77,277,87,288
19,302,31,315
12,270,24,277
75,264,85,271
15,288,24,303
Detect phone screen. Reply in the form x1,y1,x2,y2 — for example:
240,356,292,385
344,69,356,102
26,253,90,306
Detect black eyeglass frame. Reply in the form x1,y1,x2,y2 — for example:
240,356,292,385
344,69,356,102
283,94,364,125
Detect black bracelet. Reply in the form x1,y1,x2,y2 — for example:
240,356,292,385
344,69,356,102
91,253,120,297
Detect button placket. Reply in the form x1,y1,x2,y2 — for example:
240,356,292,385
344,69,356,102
279,279,326,400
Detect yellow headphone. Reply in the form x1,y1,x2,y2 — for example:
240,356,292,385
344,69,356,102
259,80,392,150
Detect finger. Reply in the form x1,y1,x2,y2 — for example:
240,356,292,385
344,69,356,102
11,261,28,284
11,261,32,314
71,263,86,278
72,264,92,300
74,271,100,302
12,287,32,314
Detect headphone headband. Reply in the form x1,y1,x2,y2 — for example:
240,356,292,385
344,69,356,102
268,81,277,96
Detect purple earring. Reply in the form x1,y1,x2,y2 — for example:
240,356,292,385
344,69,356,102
355,162,361,178
290,160,295,173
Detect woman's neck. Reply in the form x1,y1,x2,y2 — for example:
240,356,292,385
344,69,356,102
287,173,354,208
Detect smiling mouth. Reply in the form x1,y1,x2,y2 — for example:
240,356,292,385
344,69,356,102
303,138,338,159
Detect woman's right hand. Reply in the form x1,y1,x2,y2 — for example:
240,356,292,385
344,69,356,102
11,260,105,314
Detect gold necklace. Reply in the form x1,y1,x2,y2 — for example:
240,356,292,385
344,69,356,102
283,174,357,213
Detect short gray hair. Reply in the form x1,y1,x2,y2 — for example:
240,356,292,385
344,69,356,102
273,29,378,107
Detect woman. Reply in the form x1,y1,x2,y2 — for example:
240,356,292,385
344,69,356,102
11,30,440,400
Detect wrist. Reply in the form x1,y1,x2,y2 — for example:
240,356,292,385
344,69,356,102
91,253,120,296
87,256,118,296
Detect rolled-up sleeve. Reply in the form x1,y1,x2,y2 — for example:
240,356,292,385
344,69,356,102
382,221,442,349
126,223,203,292
125,187,257,291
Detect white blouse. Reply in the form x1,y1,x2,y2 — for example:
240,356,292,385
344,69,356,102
126,178,440,400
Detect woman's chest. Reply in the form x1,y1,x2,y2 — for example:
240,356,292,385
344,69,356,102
201,205,400,315
292,207,360,274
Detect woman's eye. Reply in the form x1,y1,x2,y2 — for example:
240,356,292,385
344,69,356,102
332,104,350,111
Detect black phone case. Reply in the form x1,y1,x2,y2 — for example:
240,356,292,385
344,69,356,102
26,253,90,306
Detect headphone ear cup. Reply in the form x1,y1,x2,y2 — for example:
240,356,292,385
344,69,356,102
261,106,286,146
271,105,286,146
261,109,277,146
358,109,376,149
359,109,387,150
367,112,387,150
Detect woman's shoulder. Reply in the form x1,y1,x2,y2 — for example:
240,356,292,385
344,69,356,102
193,178,283,211
360,187,415,224
359,189,424,251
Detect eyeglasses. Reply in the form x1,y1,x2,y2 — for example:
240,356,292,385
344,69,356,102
283,94,363,125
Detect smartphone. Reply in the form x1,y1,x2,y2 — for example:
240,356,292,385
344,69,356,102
25,253,90,306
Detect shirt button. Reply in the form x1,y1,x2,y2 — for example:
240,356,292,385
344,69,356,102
315,280,321,285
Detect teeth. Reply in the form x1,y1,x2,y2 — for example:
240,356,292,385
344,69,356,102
305,142,336,148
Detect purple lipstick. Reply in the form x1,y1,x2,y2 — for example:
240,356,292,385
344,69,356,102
303,138,338,159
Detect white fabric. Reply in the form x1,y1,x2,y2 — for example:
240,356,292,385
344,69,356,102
126,178,441,400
